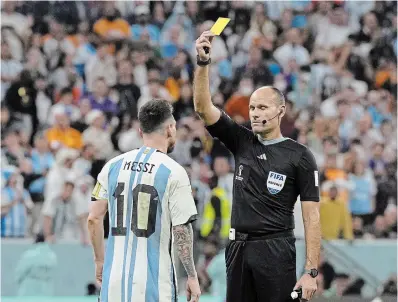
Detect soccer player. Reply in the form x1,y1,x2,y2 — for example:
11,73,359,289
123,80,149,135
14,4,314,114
193,31,321,302
88,100,201,302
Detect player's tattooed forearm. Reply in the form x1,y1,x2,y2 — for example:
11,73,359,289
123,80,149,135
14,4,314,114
173,224,196,278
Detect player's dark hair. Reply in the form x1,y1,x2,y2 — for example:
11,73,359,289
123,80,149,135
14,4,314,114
138,99,174,134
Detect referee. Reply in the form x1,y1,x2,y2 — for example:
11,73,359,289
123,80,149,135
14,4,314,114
193,31,321,302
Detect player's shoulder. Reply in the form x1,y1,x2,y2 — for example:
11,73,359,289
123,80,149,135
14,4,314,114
102,149,140,171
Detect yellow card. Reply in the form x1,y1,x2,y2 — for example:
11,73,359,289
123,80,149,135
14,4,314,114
210,17,231,35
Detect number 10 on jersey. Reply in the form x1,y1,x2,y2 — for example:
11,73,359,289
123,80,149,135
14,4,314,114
112,182,159,238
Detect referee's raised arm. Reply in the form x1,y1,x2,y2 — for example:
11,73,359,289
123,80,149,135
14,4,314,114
193,31,252,155
193,31,221,126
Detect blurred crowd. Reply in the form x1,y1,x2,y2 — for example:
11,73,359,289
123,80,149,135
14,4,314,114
0,0,397,296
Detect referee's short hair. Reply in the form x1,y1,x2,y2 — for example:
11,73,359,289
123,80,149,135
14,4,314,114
138,99,174,134
270,87,286,106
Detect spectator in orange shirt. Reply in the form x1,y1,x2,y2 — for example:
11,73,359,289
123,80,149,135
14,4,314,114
93,2,130,43
45,107,83,150
224,77,254,123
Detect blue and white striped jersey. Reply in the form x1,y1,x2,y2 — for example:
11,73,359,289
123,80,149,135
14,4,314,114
91,146,198,302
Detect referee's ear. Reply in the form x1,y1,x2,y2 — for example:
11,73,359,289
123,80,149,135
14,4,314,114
280,105,286,118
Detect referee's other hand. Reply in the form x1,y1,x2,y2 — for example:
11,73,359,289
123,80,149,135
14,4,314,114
294,273,317,301
196,31,215,62
186,276,201,302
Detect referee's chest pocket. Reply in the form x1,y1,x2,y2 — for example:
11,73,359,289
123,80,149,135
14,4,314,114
235,162,251,187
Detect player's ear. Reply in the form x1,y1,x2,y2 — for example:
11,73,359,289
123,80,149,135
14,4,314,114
138,128,143,138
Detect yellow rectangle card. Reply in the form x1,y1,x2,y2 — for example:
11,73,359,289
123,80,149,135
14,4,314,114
210,17,231,35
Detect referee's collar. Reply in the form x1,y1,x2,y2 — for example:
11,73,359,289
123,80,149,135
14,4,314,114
257,135,289,146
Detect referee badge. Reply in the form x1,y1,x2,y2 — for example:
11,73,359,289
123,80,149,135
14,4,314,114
267,171,286,194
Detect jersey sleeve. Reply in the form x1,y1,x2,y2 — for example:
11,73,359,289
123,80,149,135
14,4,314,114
168,167,198,226
297,148,320,202
91,162,110,201
205,110,252,155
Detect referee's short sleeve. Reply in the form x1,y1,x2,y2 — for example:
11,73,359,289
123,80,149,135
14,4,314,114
168,166,198,226
297,148,320,202
205,110,252,155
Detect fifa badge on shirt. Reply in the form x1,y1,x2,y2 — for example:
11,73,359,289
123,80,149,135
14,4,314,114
267,171,286,194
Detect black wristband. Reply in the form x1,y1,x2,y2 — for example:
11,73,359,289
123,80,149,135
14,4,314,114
197,55,211,66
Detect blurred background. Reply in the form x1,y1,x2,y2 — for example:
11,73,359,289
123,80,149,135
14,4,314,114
0,0,397,301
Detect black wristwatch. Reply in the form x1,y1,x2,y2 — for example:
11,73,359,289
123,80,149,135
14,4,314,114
305,268,318,278
196,55,211,66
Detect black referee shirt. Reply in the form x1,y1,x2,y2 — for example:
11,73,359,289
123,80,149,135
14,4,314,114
206,111,320,234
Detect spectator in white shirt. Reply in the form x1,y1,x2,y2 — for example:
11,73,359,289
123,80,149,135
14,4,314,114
274,28,310,71
82,110,114,161
1,42,23,101
85,42,117,92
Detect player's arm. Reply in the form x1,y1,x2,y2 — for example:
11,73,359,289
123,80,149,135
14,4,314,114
173,223,196,278
169,167,201,300
297,148,321,270
88,167,110,265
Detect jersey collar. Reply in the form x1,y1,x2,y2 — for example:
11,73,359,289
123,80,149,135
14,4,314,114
257,135,289,146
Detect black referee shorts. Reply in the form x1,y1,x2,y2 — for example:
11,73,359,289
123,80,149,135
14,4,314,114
225,230,297,302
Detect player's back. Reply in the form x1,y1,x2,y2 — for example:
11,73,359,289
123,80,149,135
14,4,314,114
95,146,196,302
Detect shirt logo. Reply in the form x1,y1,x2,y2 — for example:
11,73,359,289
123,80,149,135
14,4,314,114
257,154,267,160
267,171,286,194
235,165,244,181
314,171,319,187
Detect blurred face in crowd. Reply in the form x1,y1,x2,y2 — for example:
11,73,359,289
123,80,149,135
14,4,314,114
325,154,337,169
337,100,351,119
92,113,105,129
1,106,10,125
60,92,74,105
62,182,75,201
286,28,301,45
55,113,70,129
82,144,96,160
8,173,20,188
385,207,397,226
353,161,365,176
97,44,108,60
79,99,92,117
213,157,230,177
177,125,189,141
248,47,263,65
153,3,165,20
94,79,109,97
374,215,386,232
186,2,198,16
363,12,378,32
169,25,181,43
180,83,193,101
4,132,20,148
34,135,49,153
148,68,161,82
3,1,16,14
104,2,117,19
380,120,393,138
35,77,47,91
239,78,254,97
249,87,286,136
317,1,332,14
329,186,338,200
352,217,363,231
330,8,348,26
372,143,384,158
357,114,372,134
118,60,132,78
1,43,11,60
